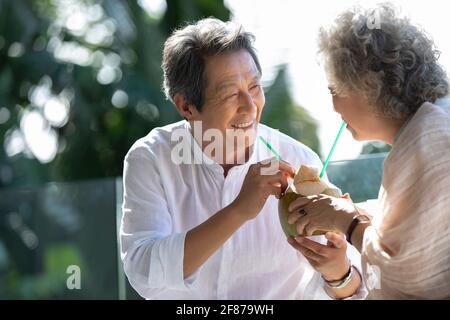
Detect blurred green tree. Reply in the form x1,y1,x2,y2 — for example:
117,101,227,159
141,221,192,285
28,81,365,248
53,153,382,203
262,66,321,157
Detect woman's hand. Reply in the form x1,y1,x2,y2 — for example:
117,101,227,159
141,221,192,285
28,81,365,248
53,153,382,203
287,232,351,282
287,194,357,236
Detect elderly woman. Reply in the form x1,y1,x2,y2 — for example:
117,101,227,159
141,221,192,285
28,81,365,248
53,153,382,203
287,4,450,299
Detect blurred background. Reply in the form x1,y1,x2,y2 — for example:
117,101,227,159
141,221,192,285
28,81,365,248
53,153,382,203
2,0,446,299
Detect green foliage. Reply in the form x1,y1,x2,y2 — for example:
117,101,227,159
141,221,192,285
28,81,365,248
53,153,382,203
262,66,321,157
1,244,83,299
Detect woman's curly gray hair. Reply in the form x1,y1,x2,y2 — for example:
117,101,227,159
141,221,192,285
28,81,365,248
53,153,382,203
319,3,449,119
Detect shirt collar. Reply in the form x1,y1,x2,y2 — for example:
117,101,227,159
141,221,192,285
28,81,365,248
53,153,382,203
393,114,413,144
183,120,260,175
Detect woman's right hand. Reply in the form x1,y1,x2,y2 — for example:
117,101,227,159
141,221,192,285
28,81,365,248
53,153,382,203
287,194,357,236
232,157,295,221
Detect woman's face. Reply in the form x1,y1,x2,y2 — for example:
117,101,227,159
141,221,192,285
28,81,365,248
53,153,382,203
328,86,383,141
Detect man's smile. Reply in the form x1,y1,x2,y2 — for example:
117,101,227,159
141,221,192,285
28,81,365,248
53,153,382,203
230,119,255,130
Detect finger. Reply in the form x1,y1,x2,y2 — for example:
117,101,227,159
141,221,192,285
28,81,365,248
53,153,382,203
258,158,280,176
301,248,322,263
304,223,319,237
288,196,318,212
295,216,310,236
294,236,329,257
259,156,277,165
288,237,322,262
264,171,289,190
341,193,354,203
287,236,296,246
301,207,332,236
287,209,306,225
300,197,334,216
266,185,282,199
262,170,283,180
252,157,277,175
277,159,296,178
259,158,295,178
325,232,346,249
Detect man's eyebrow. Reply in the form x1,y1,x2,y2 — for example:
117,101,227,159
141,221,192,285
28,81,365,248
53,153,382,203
215,72,262,94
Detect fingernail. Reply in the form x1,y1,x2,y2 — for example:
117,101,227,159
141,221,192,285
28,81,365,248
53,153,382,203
295,236,303,243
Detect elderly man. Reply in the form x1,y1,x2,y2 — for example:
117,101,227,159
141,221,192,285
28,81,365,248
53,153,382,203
120,18,365,300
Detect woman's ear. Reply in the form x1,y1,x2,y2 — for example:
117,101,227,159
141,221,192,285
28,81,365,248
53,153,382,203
173,93,198,120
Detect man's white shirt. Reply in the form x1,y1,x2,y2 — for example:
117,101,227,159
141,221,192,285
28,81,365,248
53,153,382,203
120,120,366,299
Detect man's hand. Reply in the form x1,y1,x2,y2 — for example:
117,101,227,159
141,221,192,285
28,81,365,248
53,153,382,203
232,157,295,221
183,157,294,278
287,232,350,282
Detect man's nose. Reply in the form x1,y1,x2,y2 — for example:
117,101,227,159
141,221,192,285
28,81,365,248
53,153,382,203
238,92,257,113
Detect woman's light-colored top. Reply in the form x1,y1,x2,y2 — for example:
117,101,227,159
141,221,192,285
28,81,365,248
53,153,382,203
362,98,450,299
120,120,365,299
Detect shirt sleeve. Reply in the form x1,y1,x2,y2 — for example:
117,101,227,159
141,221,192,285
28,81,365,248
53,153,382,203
120,148,200,298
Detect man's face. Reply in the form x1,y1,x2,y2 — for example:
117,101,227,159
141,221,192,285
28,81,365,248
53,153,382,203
190,49,265,163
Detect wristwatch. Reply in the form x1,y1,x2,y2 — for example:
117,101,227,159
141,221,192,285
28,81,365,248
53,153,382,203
323,265,354,289
346,214,371,245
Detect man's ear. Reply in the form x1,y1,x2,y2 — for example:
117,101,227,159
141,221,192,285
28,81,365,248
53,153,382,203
173,93,198,120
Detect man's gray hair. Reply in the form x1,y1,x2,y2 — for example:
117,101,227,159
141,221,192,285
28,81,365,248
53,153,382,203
162,18,261,112
319,3,449,119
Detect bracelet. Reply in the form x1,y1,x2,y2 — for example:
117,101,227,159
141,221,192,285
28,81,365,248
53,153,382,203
346,215,371,245
323,265,354,289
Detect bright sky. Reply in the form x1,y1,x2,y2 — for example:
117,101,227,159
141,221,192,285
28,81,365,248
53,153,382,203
225,0,450,160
